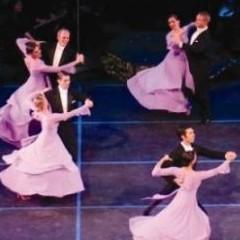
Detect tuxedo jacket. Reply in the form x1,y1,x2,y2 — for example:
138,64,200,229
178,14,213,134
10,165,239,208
45,87,87,114
44,87,87,159
168,143,226,168
183,26,212,78
160,143,226,185
42,42,76,66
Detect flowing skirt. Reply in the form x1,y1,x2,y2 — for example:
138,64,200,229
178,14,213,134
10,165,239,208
129,191,210,240
127,50,194,113
0,129,84,197
0,75,50,147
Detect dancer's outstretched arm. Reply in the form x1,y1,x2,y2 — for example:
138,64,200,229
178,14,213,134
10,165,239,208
195,144,226,159
51,100,93,122
35,54,83,73
195,145,237,162
16,38,29,56
166,22,194,50
182,22,195,32
152,155,180,177
198,160,232,180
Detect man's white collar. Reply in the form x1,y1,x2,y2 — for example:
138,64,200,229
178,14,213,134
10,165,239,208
57,43,65,49
58,86,68,92
181,141,194,152
196,26,208,32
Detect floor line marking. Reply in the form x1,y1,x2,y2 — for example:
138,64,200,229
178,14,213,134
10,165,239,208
75,104,83,240
81,120,240,125
79,160,240,165
0,203,240,211
0,160,239,167
79,204,240,209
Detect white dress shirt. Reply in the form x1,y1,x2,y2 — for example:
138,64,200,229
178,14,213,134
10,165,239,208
58,86,68,113
53,43,65,66
190,27,208,45
181,141,194,152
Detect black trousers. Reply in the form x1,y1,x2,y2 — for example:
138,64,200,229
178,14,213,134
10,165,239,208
189,66,211,120
58,122,78,162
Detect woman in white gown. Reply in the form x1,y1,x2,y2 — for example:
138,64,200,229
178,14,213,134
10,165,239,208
0,91,93,199
127,15,195,113
129,151,234,240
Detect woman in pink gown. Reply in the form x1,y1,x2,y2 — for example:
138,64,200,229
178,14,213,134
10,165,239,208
129,151,233,240
127,15,194,113
0,92,93,199
0,38,83,147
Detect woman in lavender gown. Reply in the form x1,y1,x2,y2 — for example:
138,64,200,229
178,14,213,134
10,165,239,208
127,15,194,113
0,91,93,200
0,38,83,147
129,151,233,240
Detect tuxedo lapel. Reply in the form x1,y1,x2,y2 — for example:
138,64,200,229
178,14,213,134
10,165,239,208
59,46,68,66
55,88,64,113
67,91,73,112
188,26,196,43
50,44,57,65
189,29,209,46
194,29,208,42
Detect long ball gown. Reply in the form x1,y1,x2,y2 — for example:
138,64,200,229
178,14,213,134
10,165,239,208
0,38,76,147
127,24,195,113
0,104,91,197
129,159,231,240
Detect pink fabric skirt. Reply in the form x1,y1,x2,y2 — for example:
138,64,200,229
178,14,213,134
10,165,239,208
0,166,84,197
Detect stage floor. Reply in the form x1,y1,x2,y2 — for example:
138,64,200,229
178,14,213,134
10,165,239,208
0,80,240,240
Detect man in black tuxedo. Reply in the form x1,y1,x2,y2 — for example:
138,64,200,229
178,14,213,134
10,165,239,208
143,125,237,216
178,12,212,124
42,28,81,87
45,72,93,161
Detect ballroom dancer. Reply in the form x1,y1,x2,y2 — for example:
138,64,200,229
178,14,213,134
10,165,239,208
0,37,84,147
0,91,93,200
45,72,92,161
130,151,234,240
176,12,213,124
127,15,194,113
41,28,83,87
143,125,237,216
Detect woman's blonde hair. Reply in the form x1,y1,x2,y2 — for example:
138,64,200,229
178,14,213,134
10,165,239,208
33,93,45,111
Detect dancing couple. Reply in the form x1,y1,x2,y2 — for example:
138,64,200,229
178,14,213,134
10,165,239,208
129,125,237,240
0,89,93,200
0,28,94,199
128,11,212,124
0,28,86,147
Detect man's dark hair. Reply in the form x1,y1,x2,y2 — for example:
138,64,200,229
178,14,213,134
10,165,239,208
168,14,179,21
176,125,193,140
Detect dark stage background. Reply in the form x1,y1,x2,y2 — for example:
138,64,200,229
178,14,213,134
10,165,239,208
0,0,240,85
